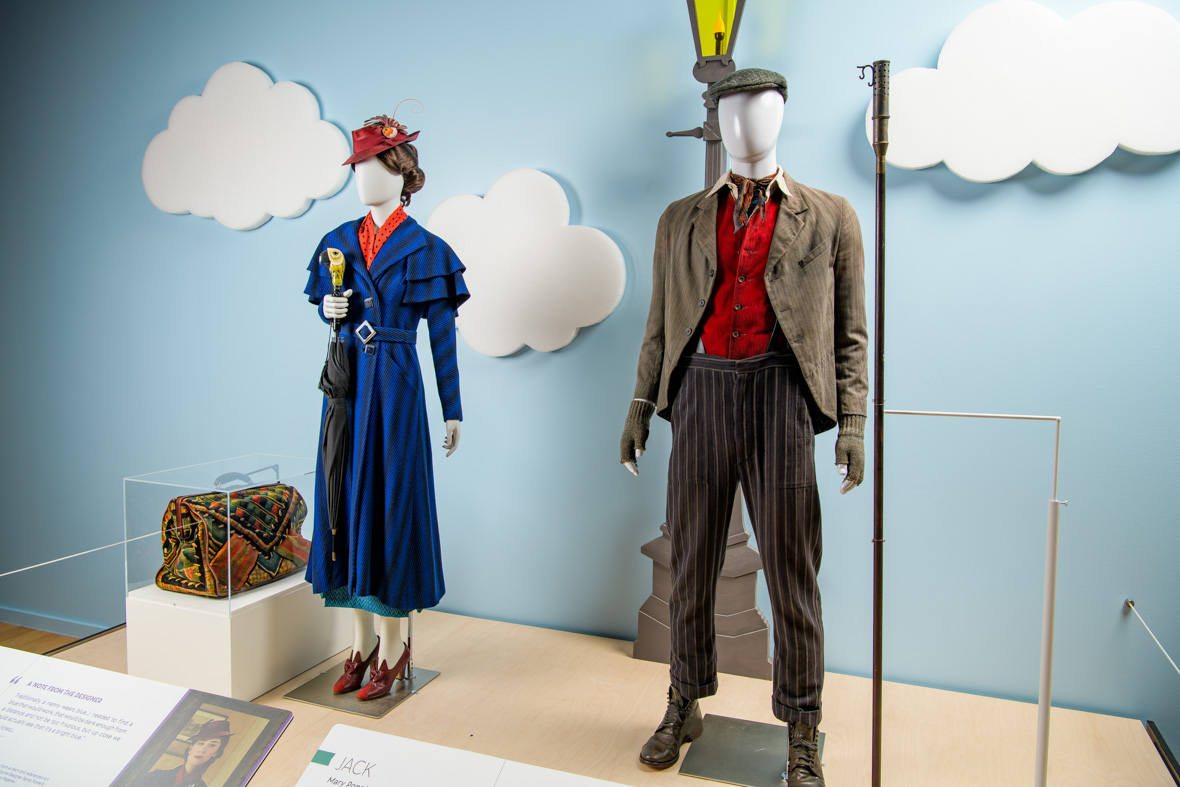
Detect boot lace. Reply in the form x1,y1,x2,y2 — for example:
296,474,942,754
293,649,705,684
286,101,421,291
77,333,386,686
788,732,821,778
656,693,688,732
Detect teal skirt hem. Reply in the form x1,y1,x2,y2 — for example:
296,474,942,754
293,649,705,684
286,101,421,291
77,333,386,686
322,587,415,618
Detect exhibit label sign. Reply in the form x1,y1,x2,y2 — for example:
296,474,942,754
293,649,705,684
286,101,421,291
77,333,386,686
297,725,624,787
0,646,290,787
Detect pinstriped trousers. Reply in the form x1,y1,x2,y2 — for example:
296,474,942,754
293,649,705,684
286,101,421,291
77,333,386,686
667,352,824,726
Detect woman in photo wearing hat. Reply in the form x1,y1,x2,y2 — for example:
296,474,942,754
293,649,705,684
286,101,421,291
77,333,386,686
304,106,469,700
138,719,233,787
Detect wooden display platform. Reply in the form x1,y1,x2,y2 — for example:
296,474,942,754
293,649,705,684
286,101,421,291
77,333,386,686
54,611,1172,786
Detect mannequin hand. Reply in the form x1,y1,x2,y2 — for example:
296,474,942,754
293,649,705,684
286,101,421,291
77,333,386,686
322,289,353,321
621,401,656,476
442,419,461,457
837,464,855,495
834,415,866,495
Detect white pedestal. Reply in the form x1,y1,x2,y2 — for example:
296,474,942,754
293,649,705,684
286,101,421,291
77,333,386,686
126,573,350,700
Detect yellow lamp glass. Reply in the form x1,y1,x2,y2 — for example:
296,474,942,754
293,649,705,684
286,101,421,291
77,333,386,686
693,0,736,58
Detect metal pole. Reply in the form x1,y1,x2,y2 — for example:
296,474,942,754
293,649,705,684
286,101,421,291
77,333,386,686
1035,499,1062,787
405,612,415,681
1035,417,1065,787
860,59,890,787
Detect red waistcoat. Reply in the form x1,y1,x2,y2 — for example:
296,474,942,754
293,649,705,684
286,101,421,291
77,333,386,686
699,191,787,359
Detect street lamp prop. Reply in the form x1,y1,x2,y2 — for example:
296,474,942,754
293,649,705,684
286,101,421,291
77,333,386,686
668,0,748,187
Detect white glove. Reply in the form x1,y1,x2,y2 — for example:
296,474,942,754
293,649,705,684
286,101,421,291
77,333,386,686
322,289,353,321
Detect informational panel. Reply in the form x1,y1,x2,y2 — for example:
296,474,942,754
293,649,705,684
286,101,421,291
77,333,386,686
0,647,290,787
296,725,624,787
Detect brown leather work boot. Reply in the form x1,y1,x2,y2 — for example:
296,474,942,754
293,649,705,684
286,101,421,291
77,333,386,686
638,686,704,769
783,722,824,786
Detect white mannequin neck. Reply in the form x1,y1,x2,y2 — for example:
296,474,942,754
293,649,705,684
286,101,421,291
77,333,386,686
354,157,405,227
718,88,785,180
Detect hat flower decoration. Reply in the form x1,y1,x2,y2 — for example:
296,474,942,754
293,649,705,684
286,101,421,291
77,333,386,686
369,115,408,139
342,100,422,166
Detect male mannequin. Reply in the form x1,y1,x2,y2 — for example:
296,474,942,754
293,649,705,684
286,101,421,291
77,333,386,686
620,69,867,786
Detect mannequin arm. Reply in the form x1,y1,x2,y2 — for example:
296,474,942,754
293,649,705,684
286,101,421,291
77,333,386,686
624,208,672,477
831,196,869,494
425,299,463,422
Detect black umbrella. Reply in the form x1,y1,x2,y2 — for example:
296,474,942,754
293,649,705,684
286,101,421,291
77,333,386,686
317,248,350,562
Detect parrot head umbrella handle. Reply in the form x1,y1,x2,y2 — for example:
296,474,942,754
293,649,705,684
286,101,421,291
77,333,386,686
319,248,346,333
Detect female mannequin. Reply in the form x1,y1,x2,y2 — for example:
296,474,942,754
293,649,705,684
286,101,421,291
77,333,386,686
305,113,468,700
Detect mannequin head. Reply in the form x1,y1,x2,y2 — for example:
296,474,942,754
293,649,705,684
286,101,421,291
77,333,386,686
718,88,784,177
344,113,426,222
354,143,424,208
708,68,789,179
355,157,403,208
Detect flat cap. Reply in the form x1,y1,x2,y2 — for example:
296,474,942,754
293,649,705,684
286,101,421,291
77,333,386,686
707,68,788,104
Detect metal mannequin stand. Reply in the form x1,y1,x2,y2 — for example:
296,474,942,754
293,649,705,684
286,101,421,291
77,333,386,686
285,613,440,719
680,715,825,787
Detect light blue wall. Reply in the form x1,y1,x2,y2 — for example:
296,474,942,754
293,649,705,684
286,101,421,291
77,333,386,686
2,0,1177,751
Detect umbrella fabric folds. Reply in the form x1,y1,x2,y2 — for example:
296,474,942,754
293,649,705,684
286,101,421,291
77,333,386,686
318,332,351,561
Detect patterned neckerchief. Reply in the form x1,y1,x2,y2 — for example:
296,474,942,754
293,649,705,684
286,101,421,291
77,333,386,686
729,172,778,231
358,205,408,268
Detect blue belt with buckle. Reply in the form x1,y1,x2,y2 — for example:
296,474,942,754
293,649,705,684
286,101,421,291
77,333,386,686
354,321,417,354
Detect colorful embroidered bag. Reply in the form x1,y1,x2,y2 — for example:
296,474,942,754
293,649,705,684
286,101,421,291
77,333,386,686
155,481,311,598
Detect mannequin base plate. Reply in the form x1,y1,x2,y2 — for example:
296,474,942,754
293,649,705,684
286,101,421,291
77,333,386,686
284,665,440,718
679,714,825,787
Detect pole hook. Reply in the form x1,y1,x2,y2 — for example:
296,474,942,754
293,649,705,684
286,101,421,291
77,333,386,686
858,64,876,86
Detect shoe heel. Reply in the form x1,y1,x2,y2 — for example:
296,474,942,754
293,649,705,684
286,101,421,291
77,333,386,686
391,642,412,681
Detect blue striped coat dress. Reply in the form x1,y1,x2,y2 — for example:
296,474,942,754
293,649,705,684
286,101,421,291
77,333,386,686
304,214,468,614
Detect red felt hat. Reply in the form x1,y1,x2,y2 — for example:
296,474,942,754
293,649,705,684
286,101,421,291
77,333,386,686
343,114,420,166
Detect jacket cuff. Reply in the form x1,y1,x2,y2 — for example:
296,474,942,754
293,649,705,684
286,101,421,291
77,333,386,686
838,414,866,437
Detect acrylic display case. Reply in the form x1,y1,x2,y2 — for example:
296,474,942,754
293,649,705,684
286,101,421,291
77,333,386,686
124,454,350,700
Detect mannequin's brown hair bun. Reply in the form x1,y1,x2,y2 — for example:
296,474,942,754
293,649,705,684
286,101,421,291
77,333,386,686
375,143,425,206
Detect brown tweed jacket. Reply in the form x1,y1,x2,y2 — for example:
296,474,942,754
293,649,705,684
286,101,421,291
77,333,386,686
631,170,867,434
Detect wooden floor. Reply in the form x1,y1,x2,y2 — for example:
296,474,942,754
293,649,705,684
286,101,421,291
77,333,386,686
0,622,77,654
50,611,1173,786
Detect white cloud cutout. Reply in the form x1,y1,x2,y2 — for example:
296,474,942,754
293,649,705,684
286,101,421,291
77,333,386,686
143,62,349,230
425,169,625,357
872,0,1180,182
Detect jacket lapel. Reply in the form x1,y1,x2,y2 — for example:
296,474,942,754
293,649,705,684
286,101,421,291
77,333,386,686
766,171,809,278
691,191,719,275
367,216,428,284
